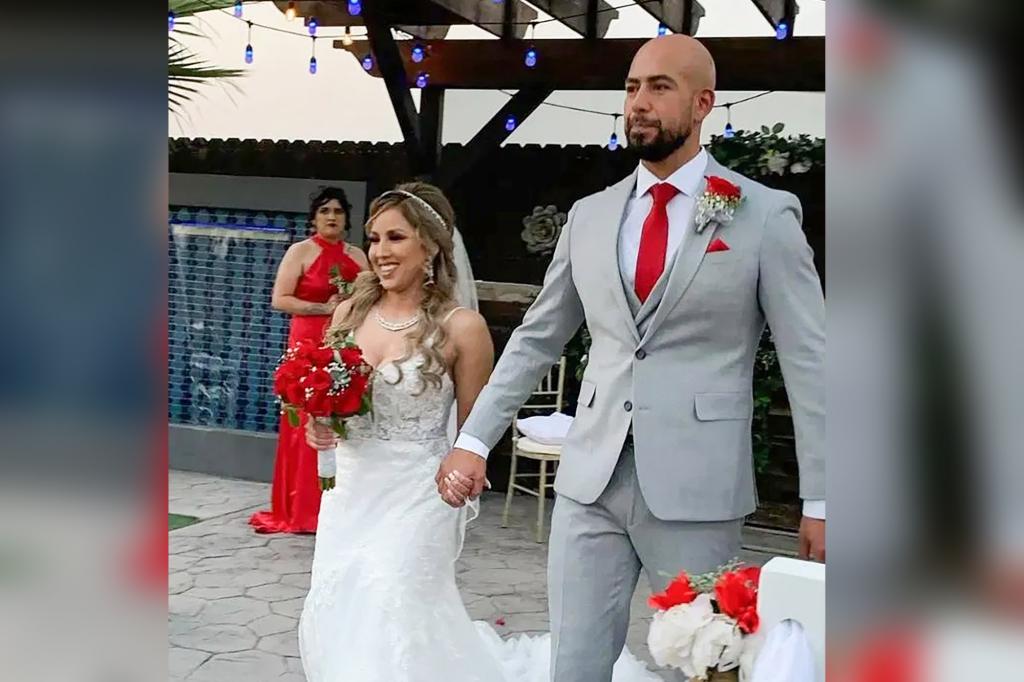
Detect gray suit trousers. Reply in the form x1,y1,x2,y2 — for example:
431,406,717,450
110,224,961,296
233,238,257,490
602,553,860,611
547,441,743,682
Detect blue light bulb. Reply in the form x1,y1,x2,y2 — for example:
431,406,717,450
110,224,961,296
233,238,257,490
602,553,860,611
608,133,619,150
309,57,317,74
308,17,317,36
776,22,788,40
168,11,175,31
412,45,425,63
524,47,537,68
348,0,362,16
361,54,373,71
724,122,735,138
245,44,253,64
234,1,243,18
505,115,517,132
658,23,668,36
416,72,429,88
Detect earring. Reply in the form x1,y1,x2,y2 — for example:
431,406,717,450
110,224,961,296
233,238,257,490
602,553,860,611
424,260,435,286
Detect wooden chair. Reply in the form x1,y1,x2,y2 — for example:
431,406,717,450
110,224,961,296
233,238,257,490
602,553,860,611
502,357,567,543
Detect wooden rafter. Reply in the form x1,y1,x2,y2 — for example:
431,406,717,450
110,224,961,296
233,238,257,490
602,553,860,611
635,0,705,36
750,0,799,36
435,87,553,189
336,37,825,91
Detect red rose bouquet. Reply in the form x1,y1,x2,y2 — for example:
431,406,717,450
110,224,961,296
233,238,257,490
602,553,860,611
273,336,373,490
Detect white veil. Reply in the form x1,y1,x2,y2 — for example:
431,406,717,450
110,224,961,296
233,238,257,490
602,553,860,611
447,224,481,558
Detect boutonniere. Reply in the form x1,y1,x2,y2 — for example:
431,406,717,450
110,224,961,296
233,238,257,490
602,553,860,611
694,176,743,234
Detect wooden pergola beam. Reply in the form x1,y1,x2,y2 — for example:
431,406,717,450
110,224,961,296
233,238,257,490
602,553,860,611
750,0,799,37
362,3,427,174
525,1,618,39
336,37,825,91
434,87,553,190
635,0,704,35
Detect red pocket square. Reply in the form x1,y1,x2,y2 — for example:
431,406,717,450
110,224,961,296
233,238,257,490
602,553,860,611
706,237,730,253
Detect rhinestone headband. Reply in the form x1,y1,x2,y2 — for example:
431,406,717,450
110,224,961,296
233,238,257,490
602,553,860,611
372,189,449,233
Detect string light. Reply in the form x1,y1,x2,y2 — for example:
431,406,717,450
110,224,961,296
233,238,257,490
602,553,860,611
524,23,537,68
416,72,429,88
342,27,354,47
361,54,374,71
168,11,175,31
776,22,788,40
608,115,621,150
505,115,517,132
658,23,668,36
285,1,296,21
348,0,362,16
309,37,317,74
308,17,317,36
412,44,425,63
724,105,735,137
244,21,254,64
233,1,242,18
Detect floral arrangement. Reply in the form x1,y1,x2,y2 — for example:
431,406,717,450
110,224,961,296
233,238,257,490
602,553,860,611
272,337,373,490
647,560,764,681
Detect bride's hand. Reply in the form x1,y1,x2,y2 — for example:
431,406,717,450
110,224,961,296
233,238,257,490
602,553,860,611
306,418,339,450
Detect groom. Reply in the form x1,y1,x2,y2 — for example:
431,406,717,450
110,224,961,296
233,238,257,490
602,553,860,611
438,35,825,681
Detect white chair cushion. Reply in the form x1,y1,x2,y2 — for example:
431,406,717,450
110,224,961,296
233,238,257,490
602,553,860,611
516,412,574,445
515,437,562,456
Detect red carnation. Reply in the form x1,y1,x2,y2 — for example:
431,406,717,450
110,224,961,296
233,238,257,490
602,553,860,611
714,566,761,634
648,571,698,610
706,175,742,199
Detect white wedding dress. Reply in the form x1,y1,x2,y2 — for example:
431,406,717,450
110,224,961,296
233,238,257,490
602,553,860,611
297,342,662,682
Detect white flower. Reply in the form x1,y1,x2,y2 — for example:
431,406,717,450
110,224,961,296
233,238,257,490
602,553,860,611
761,149,790,175
789,160,811,174
691,616,744,675
648,594,748,679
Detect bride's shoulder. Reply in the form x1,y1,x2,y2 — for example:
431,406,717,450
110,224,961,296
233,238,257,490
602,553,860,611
441,307,489,342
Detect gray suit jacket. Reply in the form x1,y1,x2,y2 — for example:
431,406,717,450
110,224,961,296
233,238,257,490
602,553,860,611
462,154,825,521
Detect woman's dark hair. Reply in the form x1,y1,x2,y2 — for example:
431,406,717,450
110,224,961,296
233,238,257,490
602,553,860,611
307,186,352,228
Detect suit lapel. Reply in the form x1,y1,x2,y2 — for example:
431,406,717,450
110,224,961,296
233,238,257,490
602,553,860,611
638,159,722,347
598,171,641,345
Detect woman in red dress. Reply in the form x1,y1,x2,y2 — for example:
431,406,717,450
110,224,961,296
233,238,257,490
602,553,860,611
250,187,369,534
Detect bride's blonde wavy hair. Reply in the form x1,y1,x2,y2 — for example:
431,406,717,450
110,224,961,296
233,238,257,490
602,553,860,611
326,181,459,389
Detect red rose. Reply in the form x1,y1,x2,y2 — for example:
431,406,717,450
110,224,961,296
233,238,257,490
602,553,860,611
307,369,333,392
648,571,698,610
706,175,741,199
306,390,331,417
310,346,335,367
335,386,363,416
340,347,364,368
285,383,305,407
291,338,318,359
338,257,361,282
714,566,761,633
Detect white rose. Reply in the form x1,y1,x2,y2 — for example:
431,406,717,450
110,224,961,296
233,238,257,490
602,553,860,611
647,594,715,677
789,160,811,174
761,150,790,175
691,615,744,676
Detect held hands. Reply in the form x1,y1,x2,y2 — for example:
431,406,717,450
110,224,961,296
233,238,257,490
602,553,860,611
435,448,489,508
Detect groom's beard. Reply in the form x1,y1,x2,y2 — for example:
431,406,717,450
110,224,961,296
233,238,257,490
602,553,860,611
626,121,690,162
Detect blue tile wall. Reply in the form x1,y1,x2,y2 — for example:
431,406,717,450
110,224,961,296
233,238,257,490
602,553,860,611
169,206,304,433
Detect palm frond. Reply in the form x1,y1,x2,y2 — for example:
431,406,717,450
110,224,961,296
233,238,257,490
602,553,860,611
170,0,241,19
167,2,247,111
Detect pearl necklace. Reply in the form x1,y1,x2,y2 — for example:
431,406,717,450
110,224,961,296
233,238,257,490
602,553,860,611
374,308,421,332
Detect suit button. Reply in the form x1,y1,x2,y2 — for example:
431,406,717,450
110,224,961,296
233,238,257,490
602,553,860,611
624,401,633,412
635,349,646,360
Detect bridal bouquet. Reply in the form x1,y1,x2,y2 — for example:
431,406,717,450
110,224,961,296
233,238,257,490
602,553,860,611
273,336,373,490
647,560,765,681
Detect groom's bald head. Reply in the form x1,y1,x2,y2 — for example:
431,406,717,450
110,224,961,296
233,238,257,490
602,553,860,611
624,35,717,162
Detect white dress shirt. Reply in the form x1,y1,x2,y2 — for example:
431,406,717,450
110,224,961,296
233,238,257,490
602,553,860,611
454,148,824,519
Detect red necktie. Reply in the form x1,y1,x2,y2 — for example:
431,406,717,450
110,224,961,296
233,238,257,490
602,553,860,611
634,182,679,303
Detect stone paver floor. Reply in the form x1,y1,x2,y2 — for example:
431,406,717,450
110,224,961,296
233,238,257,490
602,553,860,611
170,470,791,681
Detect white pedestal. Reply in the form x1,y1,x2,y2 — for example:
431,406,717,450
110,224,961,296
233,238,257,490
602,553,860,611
756,557,826,679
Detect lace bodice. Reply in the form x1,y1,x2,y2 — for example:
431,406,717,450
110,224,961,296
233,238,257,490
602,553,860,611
345,354,454,442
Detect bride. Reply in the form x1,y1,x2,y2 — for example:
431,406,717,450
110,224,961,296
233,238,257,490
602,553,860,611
298,182,660,682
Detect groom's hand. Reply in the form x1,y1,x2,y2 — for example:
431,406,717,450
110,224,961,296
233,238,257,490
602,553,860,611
799,517,826,562
436,448,487,508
